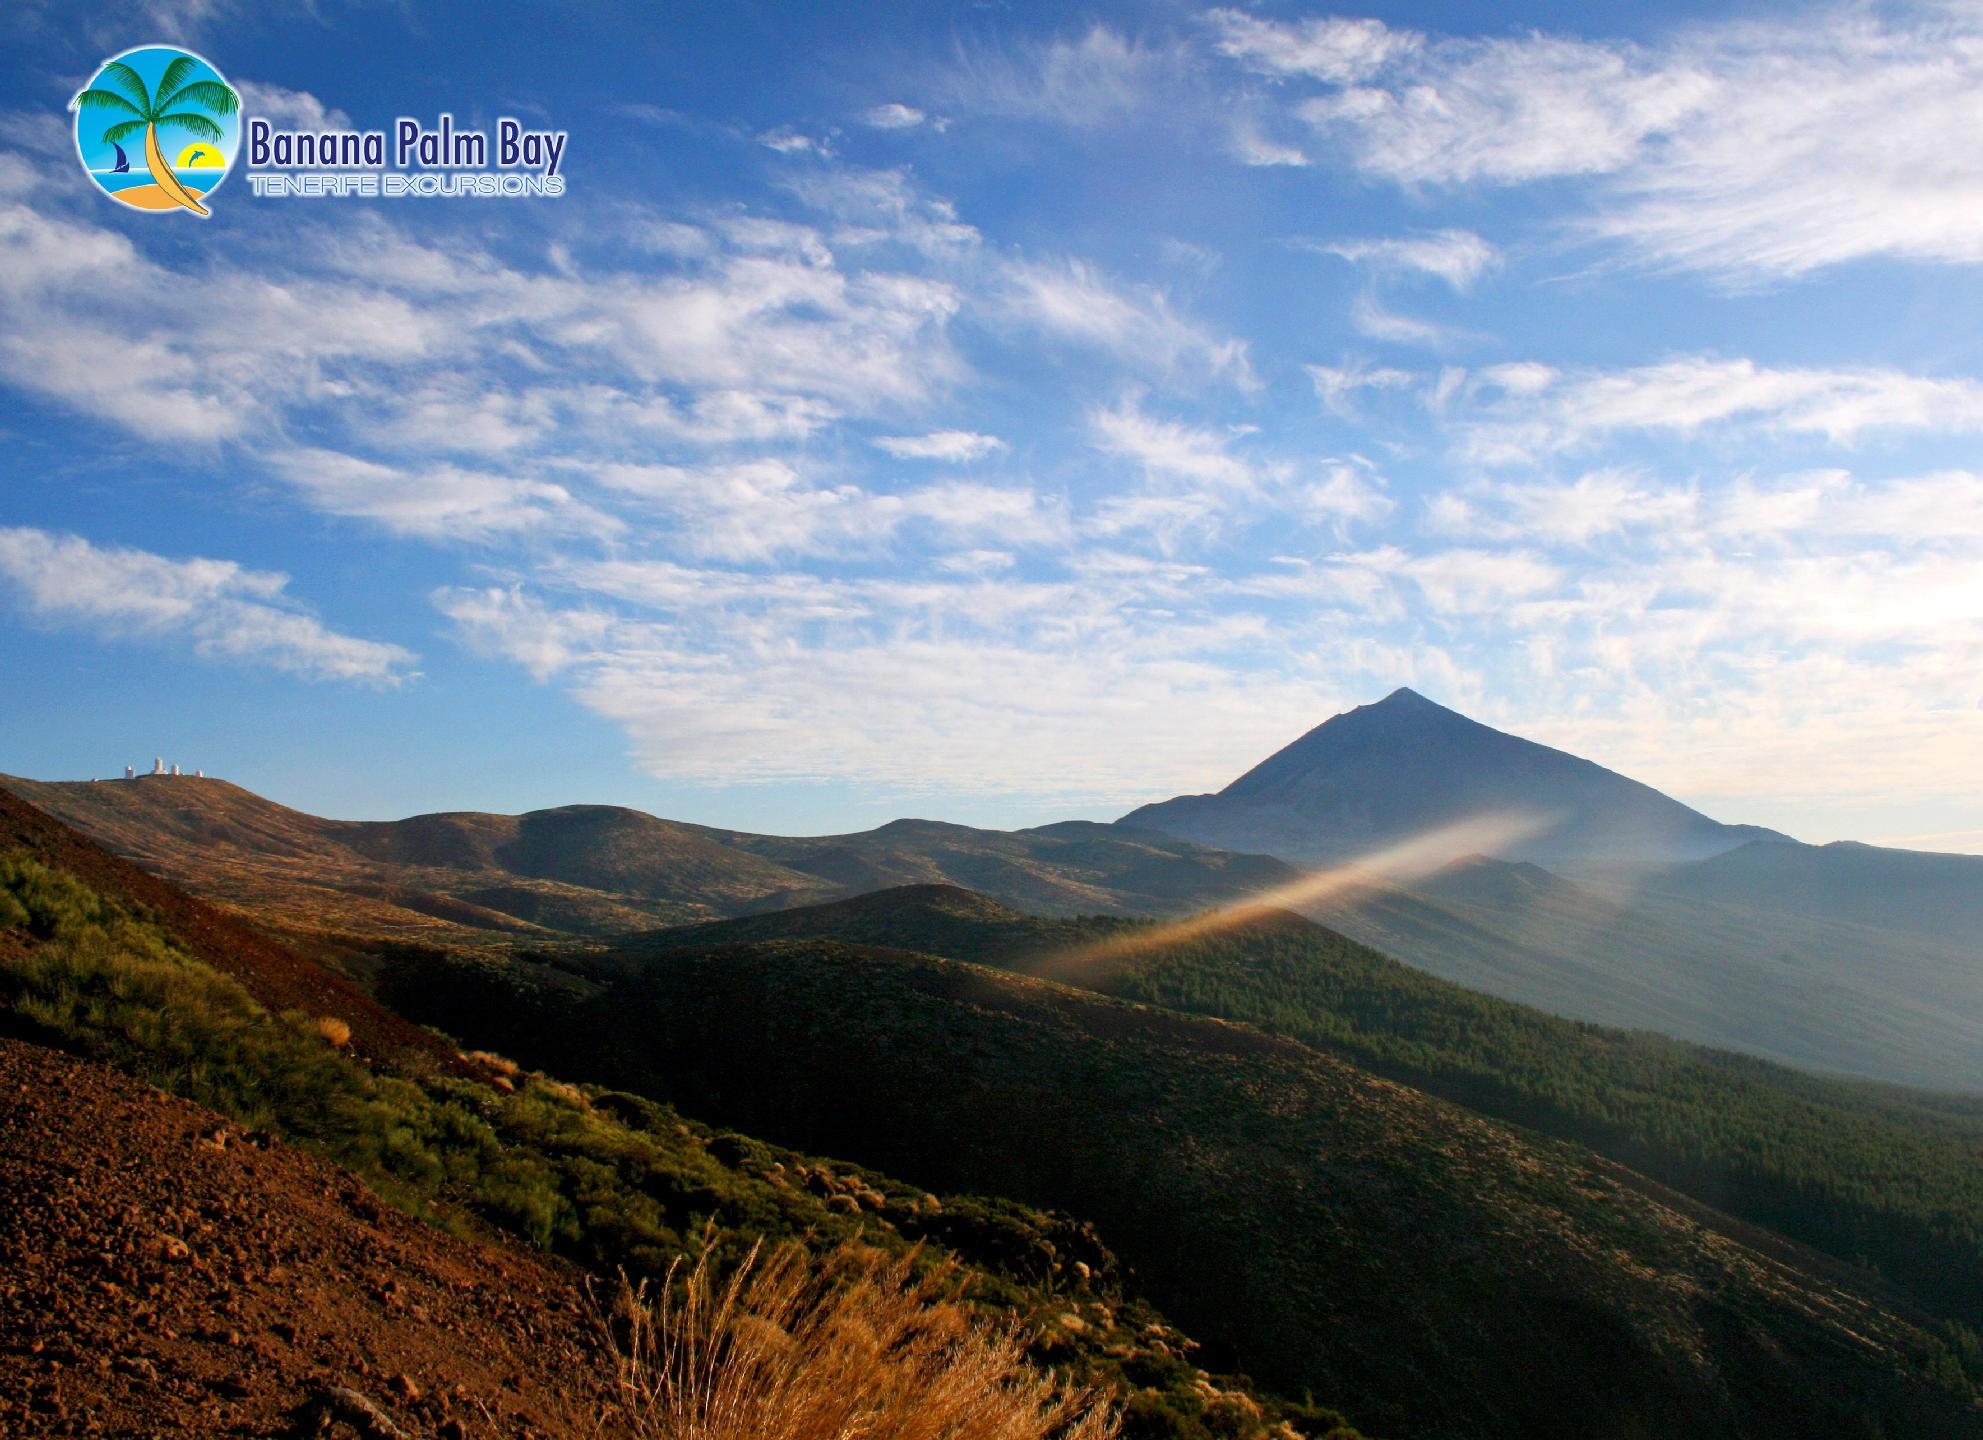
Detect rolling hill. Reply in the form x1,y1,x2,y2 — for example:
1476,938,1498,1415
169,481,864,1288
0,775,1298,949
634,884,1983,1326
380,923,1983,1440
1119,687,1786,870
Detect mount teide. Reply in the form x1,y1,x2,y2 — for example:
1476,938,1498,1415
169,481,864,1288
1120,687,1786,871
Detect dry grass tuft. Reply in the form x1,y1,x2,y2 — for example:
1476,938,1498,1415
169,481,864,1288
605,1239,1119,1440
313,1015,352,1048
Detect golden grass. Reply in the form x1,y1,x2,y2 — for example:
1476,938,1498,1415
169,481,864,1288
605,1239,1119,1440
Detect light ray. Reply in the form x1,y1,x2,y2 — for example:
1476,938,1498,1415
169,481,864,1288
1032,810,1555,978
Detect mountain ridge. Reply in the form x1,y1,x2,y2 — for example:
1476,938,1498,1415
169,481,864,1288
0,774,1299,948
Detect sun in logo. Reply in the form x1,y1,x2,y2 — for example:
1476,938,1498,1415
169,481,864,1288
70,45,240,217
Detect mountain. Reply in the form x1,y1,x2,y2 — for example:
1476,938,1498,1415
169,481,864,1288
633,883,1983,1326
1120,687,1787,871
0,775,1298,951
381,924,1983,1440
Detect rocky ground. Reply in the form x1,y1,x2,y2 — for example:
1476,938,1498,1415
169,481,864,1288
0,1036,620,1439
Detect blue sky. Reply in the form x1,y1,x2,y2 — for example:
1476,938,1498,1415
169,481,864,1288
2,0,1981,850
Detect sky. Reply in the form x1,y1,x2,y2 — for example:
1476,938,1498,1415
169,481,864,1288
1,0,1981,850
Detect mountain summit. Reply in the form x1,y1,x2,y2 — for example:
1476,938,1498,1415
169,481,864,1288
1119,688,1785,870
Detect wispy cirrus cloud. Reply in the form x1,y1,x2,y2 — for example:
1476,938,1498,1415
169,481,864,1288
873,431,1007,462
939,24,1184,128
1456,356,1983,462
1315,230,1499,291
0,528,415,685
1208,6,1983,280
1002,257,1255,387
1206,8,1419,83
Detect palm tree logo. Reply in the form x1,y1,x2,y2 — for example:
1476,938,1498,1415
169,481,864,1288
70,46,240,217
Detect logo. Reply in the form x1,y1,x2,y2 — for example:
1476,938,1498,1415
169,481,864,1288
70,46,240,218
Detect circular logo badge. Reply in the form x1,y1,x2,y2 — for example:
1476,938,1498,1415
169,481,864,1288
71,46,240,217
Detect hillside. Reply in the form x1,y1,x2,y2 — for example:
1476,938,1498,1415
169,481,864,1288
0,785,1343,1440
0,1036,615,1438
1,775,1299,949
1121,688,1785,871
381,929,1983,1440
635,885,1983,1326
0,780,464,1073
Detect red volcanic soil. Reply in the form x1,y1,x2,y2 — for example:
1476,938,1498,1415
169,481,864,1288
0,785,465,1075
0,1036,618,1438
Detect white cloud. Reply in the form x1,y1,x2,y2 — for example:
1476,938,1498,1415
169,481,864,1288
1307,361,1416,415
1206,9,1419,83
1458,356,1983,461
758,128,831,156
0,528,414,684
1349,293,1465,350
1709,469,1983,542
269,449,619,542
233,81,352,133
1091,399,1255,493
1306,460,1395,529
863,103,927,130
1319,230,1499,290
873,431,1008,462
1230,112,1309,167
1293,26,1709,183
1217,7,1983,279
1341,544,1564,613
1089,397,1389,541
779,166,981,257
587,459,1065,561
1003,257,1255,386
941,25,1180,128
436,574,1350,804
1596,16,1983,277
1432,470,1697,545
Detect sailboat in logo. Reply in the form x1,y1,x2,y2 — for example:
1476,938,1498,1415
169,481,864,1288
109,141,131,174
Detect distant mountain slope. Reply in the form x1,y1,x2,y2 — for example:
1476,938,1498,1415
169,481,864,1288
1647,838,1983,950
636,883,1983,1326
1121,688,1786,870
384,930,1983,1440
1301,851,1983,1091
0,776,1299,948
